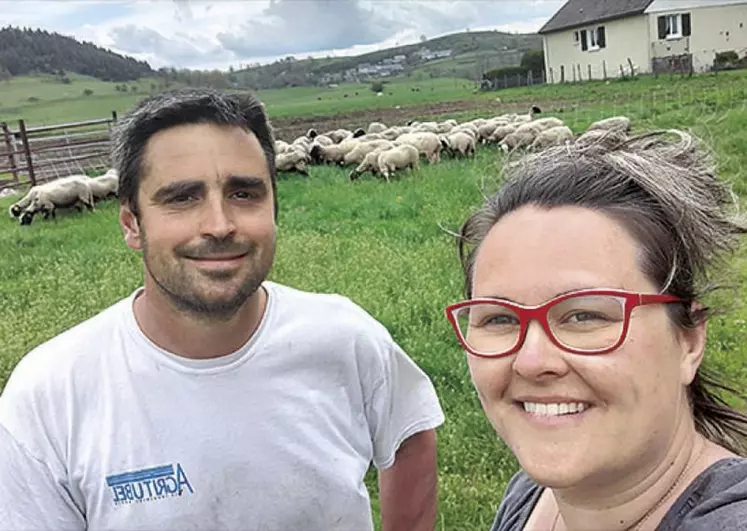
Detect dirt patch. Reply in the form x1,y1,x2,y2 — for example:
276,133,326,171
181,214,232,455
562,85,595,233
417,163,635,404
269,99,498,141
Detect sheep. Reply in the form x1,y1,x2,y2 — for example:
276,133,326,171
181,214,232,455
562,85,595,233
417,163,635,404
276,150,309,177
19,176,95,225
358,132,385,141
412,122,440,134
500,129,541,153
530,117,566,130
486,124,519,144
352,128,366,138
395,132,443,164
367,122,387,134
309,140,359,165
9,187,40,219
86,171,119,201
529,125,575,151
311,135,334,147
349,147,393,181
342,140,395,166
325,129,354,144
587,116,632,134
377,144,420,182
441,131,476,158
275,140,290,154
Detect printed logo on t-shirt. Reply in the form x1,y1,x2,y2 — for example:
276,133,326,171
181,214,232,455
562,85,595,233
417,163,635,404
105,462,194,506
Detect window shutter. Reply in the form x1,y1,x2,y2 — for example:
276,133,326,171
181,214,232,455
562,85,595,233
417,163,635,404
581,29,588,51
658,16,667,39
682,13,692,36
598,26,606,48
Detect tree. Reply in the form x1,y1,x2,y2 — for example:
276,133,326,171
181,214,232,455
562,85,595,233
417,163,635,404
520,49,545,75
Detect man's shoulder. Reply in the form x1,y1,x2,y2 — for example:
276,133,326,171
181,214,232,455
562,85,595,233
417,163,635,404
669,457,747,531
2,293,133,398
267,281,390,335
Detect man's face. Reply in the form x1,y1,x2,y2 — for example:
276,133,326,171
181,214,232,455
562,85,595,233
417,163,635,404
120,122,276,320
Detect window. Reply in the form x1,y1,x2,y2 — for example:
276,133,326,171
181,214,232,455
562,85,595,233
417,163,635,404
658,13,692,40
580,26,606,51
573,31,580,45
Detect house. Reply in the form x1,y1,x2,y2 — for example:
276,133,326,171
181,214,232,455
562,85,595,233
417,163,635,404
539,0,747,82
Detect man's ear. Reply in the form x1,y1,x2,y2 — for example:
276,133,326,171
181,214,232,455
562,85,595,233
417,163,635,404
119,203,142,251
679,308,707,386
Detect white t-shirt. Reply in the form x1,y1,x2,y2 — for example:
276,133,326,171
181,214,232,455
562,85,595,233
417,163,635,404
0,281,445,531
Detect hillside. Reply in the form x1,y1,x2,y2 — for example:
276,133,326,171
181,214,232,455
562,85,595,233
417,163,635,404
237,30,543,89
0,26,153,82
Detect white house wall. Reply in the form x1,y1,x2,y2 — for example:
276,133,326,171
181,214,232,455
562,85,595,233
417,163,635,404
543,15,651,83
647,3,747,71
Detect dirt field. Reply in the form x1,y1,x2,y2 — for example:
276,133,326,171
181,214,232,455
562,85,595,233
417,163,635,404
269,99,504,141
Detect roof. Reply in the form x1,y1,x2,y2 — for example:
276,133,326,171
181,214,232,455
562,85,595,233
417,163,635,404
538,0,655,34
646,0,747,13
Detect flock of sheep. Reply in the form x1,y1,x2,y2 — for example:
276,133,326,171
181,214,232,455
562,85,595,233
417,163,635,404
6,107,633,226
7,169,118,226
273,106,632,182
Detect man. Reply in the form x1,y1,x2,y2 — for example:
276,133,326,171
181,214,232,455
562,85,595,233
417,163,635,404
0,88,445,530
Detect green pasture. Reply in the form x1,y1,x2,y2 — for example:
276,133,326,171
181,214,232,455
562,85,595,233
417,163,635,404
1,71,747,529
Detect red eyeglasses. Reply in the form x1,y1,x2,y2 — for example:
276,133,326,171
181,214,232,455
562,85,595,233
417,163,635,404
444,288,683,358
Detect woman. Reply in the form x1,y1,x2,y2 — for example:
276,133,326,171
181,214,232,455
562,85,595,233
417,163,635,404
445,129,747,530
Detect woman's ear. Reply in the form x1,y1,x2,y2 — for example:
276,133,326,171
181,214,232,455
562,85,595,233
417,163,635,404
678,306,708,386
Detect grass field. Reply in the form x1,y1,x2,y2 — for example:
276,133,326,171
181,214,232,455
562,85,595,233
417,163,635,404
1,71,747,529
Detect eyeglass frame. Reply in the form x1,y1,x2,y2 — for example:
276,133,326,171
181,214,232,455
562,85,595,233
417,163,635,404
444,288,684,358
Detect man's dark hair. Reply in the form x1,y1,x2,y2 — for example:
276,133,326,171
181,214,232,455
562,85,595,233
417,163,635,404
111,88,277,218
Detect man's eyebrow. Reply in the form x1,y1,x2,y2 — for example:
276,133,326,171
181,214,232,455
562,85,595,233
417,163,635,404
151,180,205,203
225,175,267,190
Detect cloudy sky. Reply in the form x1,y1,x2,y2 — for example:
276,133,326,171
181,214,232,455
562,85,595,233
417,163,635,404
0,0,563,70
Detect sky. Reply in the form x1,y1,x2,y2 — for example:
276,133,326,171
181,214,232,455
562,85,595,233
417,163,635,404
0,0,564,71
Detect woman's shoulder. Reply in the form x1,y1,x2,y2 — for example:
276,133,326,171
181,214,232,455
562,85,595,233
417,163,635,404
489,470,544,531
662,457,747,531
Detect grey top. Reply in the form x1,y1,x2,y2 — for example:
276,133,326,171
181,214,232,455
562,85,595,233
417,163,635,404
491,458,747,530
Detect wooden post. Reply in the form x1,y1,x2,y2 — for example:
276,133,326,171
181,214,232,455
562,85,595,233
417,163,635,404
627,58,635,77
573,65,577,82
620,64,626,78
111,110,118,122
603,60,607,80
588,64,592,81
550,68,554,84
560,65,565,83
18,119,35,186
1,122,18,183
577,64,582,82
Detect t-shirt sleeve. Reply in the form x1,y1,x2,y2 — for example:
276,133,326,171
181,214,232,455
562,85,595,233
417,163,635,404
0,423,85,531
365,341,445,470
490,470,543,531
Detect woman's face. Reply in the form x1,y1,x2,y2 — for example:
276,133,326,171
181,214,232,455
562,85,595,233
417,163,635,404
466,205,705,491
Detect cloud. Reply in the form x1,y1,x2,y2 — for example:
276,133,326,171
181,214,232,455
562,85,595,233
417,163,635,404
216,0,406,58
0,0,565,70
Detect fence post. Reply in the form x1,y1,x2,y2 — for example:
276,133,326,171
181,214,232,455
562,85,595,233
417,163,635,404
550,68,554,84
577,64,582,82
627,58,635,77
528,70,534,85
111,110,118,122
1,122,18,183
560,65,565,83
588,64,592,81
603,60,607,80
18,119,35,186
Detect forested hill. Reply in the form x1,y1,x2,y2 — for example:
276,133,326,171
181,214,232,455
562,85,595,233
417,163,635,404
0,26,153,82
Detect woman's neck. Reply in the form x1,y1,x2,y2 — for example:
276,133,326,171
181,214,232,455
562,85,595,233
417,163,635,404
551,428,733,531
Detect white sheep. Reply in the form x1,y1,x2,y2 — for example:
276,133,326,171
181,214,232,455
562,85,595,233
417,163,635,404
529,126,575,151
349,147,393,181
441,131,476,158
395,132,442,164
276,150,309,177
342,140,395,166
587,116,632,134
9,187,40,219
486,124,519,144
377,144,420,182
367,122,387,134
275,140,290,154
19,176,95,225
87,172,119,201
309,140,359,165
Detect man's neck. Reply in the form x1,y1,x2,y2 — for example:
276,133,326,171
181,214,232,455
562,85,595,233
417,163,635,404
553,416,734,531
132,284,268,360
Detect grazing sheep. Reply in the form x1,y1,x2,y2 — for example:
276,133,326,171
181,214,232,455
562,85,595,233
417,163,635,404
311,135,334,147
87,171,119,201
486,124,519,144
395,132,443,164
19,176,95,225
500,129,541,153
367,122,387,134
377,144,420,182
309,140,359,165
349,147,392,181
342,140,395,166
9,187,40,219
441,131,476,158
275,140,290,154
530,117,566,130
529,125,575,151
587,116,631,134
306,128,318,139
352,128,366,138
276,150,309,177
325,129,354,144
